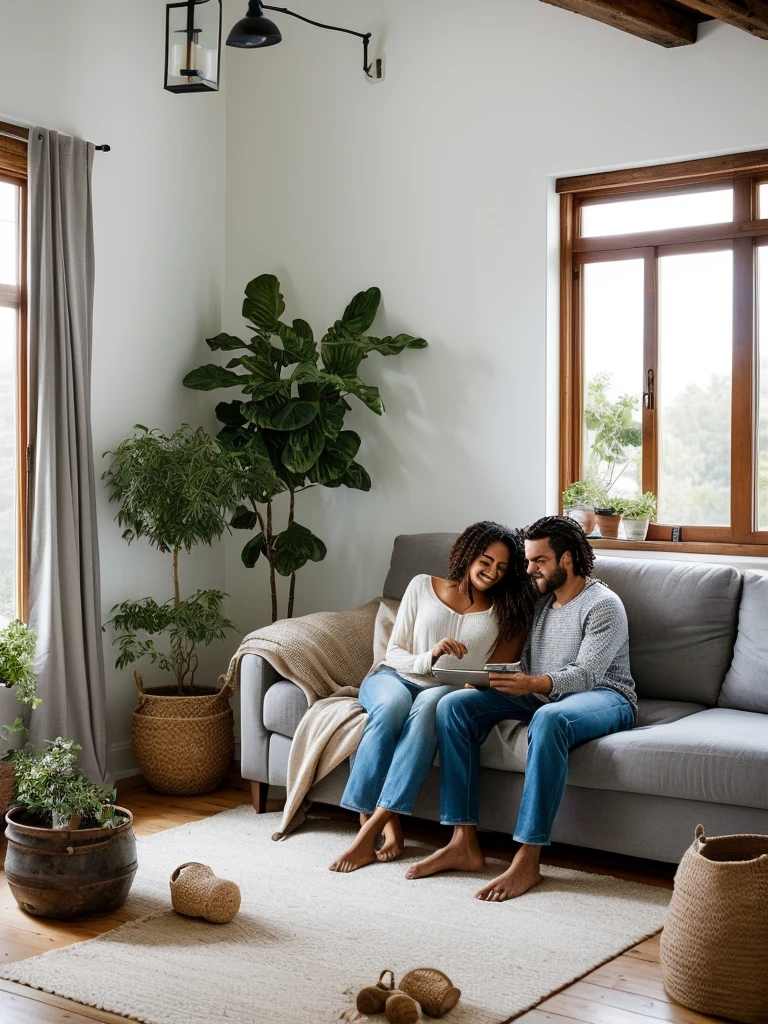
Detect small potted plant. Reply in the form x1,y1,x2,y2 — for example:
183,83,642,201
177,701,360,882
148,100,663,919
0,619,40,816
592,487,623,539
562,479,601,535
616,492,657,541
4,738,136,919
103,424,242,795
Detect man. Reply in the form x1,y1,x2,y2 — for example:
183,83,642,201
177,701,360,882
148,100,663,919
406,515,637,900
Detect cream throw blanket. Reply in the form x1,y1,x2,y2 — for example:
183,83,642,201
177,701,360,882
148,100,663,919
221,598,400,839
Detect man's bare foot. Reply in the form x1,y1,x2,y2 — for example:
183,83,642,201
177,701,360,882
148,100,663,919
376,817,404,862
475,844,542,901
405,826,485,880
329,831,379,872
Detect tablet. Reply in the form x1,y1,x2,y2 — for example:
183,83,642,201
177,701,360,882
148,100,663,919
431,668,491,688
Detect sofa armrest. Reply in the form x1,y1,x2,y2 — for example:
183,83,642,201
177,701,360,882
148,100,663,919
239,653,280,783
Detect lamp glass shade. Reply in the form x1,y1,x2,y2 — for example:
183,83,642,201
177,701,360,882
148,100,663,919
165,0,222,94
226,13,282,48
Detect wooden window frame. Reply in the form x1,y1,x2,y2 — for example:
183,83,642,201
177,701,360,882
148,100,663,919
0,122,29,618
558,149,768,556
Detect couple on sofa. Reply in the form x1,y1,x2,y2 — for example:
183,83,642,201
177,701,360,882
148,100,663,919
328,516,637,901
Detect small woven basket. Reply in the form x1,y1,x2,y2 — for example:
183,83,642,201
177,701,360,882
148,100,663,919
131,676,235,795
400,968,461,1018
660,825,768,1024
170,861,241,923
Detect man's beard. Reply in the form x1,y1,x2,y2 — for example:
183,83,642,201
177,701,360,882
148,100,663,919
534,565,568,593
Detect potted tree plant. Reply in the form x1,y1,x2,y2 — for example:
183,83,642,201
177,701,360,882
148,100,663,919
103,424,242,795
183,273,428,622
616,492,657,541
0,619,39,820
562,479,601,535
5,737,137,919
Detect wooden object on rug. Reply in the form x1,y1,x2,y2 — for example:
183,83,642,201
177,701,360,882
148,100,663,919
0,783,724,1024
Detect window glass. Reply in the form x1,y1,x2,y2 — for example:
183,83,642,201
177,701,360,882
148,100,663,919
760,183,768,220
757,246,768,531
0,181,18,286
582,260,644,500
658,250,733,527
581,188,733,238
0,304,17,623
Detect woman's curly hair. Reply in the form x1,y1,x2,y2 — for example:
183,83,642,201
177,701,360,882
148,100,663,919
447,521,536,642
523,515,595,578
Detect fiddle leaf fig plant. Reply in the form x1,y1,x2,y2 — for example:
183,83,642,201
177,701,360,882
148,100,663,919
183,274,428,621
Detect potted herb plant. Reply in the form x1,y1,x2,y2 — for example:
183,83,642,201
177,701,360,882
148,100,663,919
0,619,39,820
103,424,242,795
5,738,137,919
562,479,601,535
593,501,623,539
616,492,657,541
183,273,428,622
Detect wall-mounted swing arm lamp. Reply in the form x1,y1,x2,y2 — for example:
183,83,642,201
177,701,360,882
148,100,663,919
226,2,384,82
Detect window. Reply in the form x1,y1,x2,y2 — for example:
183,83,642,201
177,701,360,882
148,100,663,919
0,123,28,620
559,150,768,551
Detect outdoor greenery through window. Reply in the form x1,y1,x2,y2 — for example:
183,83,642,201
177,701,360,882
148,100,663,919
559,153,768,548
0,134,26,622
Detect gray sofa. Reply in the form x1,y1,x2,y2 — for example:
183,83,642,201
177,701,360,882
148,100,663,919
240,534,768,863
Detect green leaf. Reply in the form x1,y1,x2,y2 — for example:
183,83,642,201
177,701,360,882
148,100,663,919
215,401,246,427
183,365,245,392
270,399,319,431
341,287,381,335
272,522,327,576
241,533,265,568
317,399,345,440
321,338,365,378
276,319,318,365
342,377,384,415
339,461,372,491
206,332,249,352
231,505,260,530
242,274,285,332
363,333,429,356
307,430,360,484
281,420,325,474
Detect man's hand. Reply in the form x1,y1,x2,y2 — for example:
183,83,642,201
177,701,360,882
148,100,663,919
489,672,552,697
431,638,468,663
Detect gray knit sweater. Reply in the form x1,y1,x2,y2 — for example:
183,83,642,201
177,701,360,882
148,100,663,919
521,578,637,718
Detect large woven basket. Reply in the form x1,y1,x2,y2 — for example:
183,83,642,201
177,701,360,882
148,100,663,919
660,824,768,1024
131,676,235,795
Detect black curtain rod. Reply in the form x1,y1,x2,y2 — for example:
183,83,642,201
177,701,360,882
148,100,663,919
0,127,110,152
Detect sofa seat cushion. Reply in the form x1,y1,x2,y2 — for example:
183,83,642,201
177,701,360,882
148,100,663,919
263,680,309,738
479,698,706,774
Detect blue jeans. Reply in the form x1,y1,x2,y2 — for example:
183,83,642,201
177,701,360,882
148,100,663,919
341,668,454,816
436,687,635,845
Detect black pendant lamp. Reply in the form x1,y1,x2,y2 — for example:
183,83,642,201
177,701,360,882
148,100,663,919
226,2,383,81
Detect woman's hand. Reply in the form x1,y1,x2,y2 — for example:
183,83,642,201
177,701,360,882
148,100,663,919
431,638,468,663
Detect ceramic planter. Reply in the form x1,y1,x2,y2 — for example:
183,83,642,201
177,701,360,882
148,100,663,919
622,517,650,541
564,505,596,535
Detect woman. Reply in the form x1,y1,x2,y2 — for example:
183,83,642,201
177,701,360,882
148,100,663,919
329,521,536,872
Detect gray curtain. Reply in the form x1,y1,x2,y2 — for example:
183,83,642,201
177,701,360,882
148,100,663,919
27,129,107,784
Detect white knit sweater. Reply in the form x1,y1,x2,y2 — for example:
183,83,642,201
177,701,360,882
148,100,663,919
384,574,501,686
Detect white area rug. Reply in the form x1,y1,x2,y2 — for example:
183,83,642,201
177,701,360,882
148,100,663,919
0,807,669,1023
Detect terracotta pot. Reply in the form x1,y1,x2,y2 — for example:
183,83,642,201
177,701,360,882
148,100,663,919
595,512,622,539
564,505,596,535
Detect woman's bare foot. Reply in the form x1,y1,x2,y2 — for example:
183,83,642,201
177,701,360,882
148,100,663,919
475,844,542,901
405,825,485,880
376,816,405,862
330,807,397,873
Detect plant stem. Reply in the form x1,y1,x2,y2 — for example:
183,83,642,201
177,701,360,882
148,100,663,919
173,548,180,608
287,488,296,619
266,499,277,623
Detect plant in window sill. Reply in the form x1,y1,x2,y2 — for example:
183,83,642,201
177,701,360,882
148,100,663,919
613,492,657,541
562,478,602,534
0,619,40,745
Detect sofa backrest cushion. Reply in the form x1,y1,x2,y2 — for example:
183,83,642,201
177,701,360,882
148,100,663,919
594,556,741,704
383,533,459,599
718,570,768,713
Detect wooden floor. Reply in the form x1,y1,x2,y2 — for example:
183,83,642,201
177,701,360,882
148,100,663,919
0,783,726,1024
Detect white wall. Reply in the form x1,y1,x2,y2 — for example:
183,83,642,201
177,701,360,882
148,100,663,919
222,0,768,629
0,0,228,777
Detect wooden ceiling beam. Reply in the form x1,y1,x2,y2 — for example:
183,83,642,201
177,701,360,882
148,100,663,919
675,1,768,39
538,0,698,46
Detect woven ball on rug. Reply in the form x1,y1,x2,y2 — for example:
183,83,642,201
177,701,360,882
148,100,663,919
661,825,768,1024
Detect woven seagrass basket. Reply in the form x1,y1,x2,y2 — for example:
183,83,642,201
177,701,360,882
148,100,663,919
131,675,235,795
660,825,768,1024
